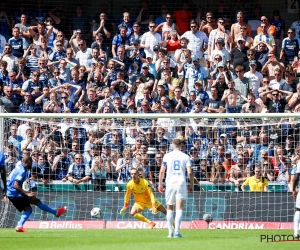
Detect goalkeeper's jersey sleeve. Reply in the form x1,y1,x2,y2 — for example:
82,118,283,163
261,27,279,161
126,178,155,204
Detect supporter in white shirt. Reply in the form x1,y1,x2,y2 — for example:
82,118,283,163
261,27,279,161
181,20,208,59
244,60,263,98
269,68,285,90
140,21,162,57
210,38,231,67
75,40,92,66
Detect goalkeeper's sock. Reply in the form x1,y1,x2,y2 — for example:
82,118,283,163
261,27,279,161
175,210,183,235
134,213,150,223
37,201,57,215
294,211,300,236
18,210,32,227
167,209,173,235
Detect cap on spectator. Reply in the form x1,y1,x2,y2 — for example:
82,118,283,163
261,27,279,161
159,141,168,147
225,151,231,156
284,158,292,164
194,80,202,85
146,54,153,59
176,135,184,141
243,131,251,137
119,81,126,87
216,38,225,44
7,142,14,147
153,45,160,51
164,103,172,108
142,63,149,68
189,147,198,153
217,61,225,68
147,147,158,155
192,56,199,61
287,134,294,138
249,60,257,65
237,37,245,42
194,99,202,104
220,133,227,138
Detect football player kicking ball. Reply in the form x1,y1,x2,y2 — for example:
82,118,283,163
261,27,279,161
120,168,167,229
5,157,67,232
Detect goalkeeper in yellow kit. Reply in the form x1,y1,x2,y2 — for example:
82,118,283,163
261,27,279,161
120,168,167,229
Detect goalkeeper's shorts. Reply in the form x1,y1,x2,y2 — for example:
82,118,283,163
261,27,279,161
133,199,161,211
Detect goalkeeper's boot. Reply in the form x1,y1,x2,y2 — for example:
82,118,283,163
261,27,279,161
149,221,156,229
174,233,183,238
15,226,26,232
56,206,68,217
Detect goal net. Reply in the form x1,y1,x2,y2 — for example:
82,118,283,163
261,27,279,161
0,113,298,228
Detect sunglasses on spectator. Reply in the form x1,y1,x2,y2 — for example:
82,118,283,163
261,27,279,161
236,70,243,73
56,44,63,46
247,54,253,56
78,44,84,46
54,72,60,74
215,58,222,61
61,96,68,99
263,81,270,83
288,31,294,34
274,74,280,76
272,93,279,96
149,26,155,28
190,26,197,28
219,21,224,24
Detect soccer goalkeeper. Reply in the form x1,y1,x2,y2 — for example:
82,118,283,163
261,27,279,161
120,168,167,229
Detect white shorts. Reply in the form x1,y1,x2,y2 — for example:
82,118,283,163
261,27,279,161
296,191,300,209
165,183,187,205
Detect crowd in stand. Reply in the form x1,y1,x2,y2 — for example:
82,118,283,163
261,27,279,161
1,1,300,191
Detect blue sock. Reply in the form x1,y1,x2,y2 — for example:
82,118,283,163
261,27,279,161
18,210,32,227
38,201,57,215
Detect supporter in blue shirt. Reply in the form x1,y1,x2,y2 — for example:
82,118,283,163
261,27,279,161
8,27,28,58
280,27,299,65
111,26,132,57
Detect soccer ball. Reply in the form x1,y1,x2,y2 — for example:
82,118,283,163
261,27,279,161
91,207,102,219
203,213,213,223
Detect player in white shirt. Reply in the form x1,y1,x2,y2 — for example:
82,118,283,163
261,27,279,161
292,161,300,237
158,138,193,238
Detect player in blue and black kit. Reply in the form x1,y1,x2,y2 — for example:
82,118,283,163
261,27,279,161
0,151,6,202
6,156,68,232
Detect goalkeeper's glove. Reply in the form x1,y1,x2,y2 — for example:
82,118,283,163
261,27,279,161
120,203,129,214
151,203,158,214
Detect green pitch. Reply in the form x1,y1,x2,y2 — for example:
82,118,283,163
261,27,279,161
0,229,298,250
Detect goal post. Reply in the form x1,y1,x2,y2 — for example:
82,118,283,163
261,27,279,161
0,113,299,229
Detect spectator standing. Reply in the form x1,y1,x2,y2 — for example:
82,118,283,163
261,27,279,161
181,20,208,61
